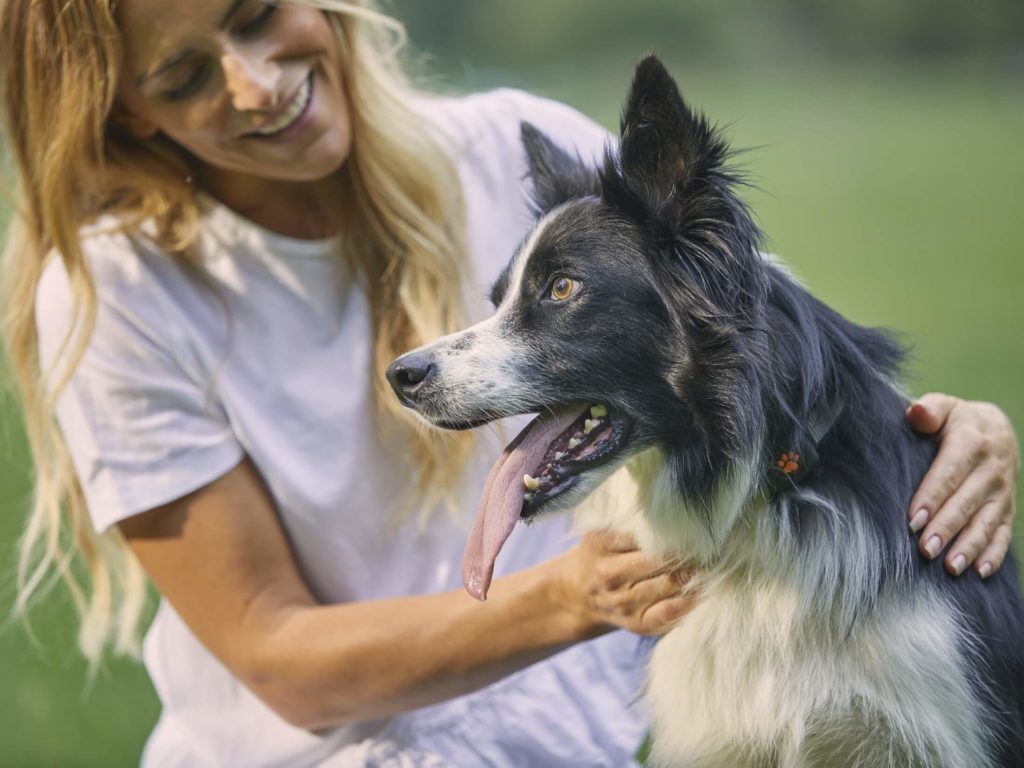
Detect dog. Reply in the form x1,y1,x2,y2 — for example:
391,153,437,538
386,56,1024,767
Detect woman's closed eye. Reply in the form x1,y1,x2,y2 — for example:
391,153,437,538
159,3,278,102
163,59,213,102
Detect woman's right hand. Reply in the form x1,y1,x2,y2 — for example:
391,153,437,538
551,530,699,637
119,460,694,731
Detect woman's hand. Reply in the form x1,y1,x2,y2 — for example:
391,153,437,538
906,394,1020,578
552,530,698,637
122,460,693,730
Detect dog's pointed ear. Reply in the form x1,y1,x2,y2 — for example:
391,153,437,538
616,56,727,229
520,121,601,214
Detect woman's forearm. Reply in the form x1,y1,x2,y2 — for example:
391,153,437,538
244,555,601,730
122,461,690,734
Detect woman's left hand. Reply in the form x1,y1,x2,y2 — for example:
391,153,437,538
906,393,1020,578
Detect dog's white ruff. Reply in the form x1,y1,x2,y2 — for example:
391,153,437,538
573,454,991,768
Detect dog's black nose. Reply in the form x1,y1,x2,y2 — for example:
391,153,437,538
386,353,436,407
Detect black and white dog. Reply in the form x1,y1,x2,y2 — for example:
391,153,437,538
387,57,1024,767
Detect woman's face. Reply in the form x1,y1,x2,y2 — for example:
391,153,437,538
115,0,352,185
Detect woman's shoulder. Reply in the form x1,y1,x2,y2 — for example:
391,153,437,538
35,217,186,354
417,88,611,173
38,218,167,307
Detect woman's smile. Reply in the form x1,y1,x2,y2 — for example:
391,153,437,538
245,73,313,138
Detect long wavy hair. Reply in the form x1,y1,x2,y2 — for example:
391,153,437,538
0,0,472,663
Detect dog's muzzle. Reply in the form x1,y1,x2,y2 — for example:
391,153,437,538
386,351,436,408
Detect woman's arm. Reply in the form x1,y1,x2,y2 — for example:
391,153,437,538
118,458,693,731
906,394,1020,577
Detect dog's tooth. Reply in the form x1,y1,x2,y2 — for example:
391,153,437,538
523,492,534,504
554,451,566,461
584,419,598,435
568,438,581,450
523,474,540,490
590,404,608,418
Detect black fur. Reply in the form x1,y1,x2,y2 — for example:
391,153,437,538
516,55,1024,764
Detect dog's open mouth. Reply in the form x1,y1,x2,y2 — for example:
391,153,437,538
462,403,632,601
520,404,631,516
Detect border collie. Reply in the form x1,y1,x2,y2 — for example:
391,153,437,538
387,56,1024,767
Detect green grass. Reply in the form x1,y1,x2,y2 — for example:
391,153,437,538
1,62,1022,764
0,395,160,766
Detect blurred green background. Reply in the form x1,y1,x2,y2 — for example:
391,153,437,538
2,0,1022,764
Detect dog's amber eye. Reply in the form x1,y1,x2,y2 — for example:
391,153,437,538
550,276,579,301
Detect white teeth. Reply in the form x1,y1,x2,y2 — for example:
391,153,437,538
523,474,540,490
254,77,311,136
523,492,534,503
554,451,566,461
584,419,598,434
590,404,608,418
568,438,581,450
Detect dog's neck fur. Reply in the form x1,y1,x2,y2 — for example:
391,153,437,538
584,258,938,638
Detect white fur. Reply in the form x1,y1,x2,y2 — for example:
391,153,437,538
573,454,992,767
396,207,569,426
495,203,570,313
760,251,805,286
434,313,535,419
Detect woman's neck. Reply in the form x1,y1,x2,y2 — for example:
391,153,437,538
195,166,346,241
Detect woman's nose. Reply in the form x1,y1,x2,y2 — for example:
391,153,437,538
221,51,280,112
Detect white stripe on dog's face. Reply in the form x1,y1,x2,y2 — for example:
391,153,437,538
395,206,568,426
494,202,566,313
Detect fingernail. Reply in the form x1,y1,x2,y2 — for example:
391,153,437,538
924,535,943,558
979,562,993,579
909,509,929,532
950,554,966,575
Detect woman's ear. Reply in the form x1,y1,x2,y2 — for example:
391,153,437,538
110,102,158,139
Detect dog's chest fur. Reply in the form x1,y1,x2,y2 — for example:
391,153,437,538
573,455,989,768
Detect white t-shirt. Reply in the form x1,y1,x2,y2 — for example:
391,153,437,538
36,90,650,767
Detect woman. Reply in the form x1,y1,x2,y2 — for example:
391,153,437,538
1,1,1018,765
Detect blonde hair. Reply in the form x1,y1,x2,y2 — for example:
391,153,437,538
0,0,472,663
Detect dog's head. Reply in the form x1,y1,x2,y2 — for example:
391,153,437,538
387,56,766,598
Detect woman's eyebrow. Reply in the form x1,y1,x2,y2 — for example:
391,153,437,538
135,0,250,86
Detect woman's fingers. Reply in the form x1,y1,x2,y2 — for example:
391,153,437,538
907,396,1020,577
566,531,698,636
907,414,985,534
931,497,1001,575
974,522,1014,578
589,529,648,554
590,548,680,595
593,565,697,635
637,598,693,634
918,470,995,562
905,393,959,436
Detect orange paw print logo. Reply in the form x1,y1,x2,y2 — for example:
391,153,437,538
776,451,801,475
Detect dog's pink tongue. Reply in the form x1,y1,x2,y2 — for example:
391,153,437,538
462,408,583,601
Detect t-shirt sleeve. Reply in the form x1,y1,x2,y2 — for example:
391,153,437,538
35,237,244,532
496,88,613,169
